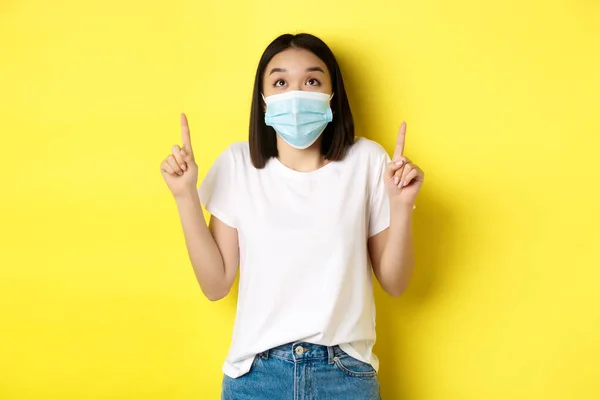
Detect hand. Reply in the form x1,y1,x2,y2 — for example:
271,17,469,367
384,121,425,206
160,113,199,198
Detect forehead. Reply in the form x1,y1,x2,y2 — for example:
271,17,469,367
265,48,328,72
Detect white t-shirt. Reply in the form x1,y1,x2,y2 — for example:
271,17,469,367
198,137,391,378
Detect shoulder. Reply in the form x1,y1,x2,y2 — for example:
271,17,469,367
214,141,251,167
347,137,390,163
222,141,250,158
204,142,252,176
346,138,390,186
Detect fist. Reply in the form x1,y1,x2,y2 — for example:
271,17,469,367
160,113,199,198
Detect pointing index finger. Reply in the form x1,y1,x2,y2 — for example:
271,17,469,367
180,113,193,157
393,121,406,161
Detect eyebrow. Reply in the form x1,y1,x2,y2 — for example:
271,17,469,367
269,66,325,75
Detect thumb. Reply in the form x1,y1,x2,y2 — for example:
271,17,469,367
180,146,194,162
385,160,404,181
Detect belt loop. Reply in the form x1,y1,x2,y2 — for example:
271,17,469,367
260,349,270,360
327,346,335,364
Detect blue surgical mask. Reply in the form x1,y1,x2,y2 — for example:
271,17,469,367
263,90,334,149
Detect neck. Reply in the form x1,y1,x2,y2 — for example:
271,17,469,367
276,137,327,172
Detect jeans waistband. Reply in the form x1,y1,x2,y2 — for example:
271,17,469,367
259,342,346,364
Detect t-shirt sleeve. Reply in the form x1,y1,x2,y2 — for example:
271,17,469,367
368,149,391,237
198,146,237,228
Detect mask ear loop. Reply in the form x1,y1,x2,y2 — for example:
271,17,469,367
330,92,335,115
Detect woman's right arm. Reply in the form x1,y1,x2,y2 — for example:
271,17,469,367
161,114,239,301
175,190,239,301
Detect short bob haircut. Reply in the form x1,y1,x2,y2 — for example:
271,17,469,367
249,33,355,169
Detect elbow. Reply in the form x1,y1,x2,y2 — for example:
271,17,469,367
386,286,407,298
201,285,230,302
384,280,411,298
383,261,414,298
204,290,228,302
205,292,225,302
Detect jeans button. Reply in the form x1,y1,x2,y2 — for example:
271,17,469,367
295,346,304,355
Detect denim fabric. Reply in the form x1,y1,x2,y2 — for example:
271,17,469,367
221,342,381,400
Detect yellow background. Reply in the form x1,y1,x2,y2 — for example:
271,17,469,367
1,0,599,398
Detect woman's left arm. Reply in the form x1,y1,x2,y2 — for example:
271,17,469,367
368,122,425,297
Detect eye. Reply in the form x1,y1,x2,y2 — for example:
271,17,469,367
273,79,286,87
306,78,321,86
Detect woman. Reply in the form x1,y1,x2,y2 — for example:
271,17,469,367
160,33,424,400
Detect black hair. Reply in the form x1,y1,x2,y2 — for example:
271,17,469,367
249,33,355,168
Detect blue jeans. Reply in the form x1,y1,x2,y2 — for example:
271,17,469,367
221,341,381,400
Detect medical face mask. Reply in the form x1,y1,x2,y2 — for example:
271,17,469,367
263,90,334,149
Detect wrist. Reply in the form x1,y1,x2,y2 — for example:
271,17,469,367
174,187,200,203
390,199,415,213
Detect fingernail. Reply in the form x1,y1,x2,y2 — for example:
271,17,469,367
399,181,404,188
181,150,186,157
395,161,403,166
394,177,400,185
403,181,409,187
